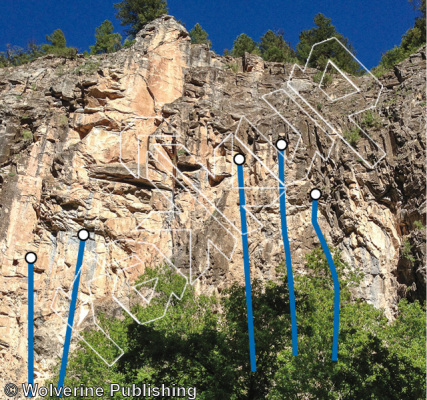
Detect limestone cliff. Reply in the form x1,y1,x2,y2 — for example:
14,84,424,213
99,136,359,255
0,16,425,389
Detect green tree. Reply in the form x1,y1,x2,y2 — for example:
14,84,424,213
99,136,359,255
0,53,8,67
5,45,30,66
296,13,361,75
90,20,122,55
259,29,296,62
27,40,44,60
231,33,260,57
45,29,65,48
114,0,168,37
374,0,426,75
0,41,44,67
123,36,136,48
189,23,211,47
269,248,425,399
48,251,426,399
401,0,426,52
42,29,77,58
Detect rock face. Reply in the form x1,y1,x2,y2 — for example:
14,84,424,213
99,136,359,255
0,15,425,390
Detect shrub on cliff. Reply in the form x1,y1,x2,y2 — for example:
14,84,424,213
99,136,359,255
114,0,168,37
48,249,426,399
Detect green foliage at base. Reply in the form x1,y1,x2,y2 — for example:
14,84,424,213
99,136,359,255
47,249,426,399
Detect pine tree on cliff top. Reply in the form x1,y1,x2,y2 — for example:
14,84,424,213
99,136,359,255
189,23,211,48
42,29,77,58
90,20,122,54
375,0,426,74
296,13,360,75
230,33,260,57
259,29,296,63
114,0,168,37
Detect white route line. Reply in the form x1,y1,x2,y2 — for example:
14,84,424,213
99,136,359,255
50,36,387,367
109,241,189,325
283,37,386,169
51,286,124,367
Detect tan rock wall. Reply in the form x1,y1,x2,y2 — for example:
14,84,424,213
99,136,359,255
0,15,425,392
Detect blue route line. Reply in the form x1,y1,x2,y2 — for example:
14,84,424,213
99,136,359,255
28,261,34,397
278,150,298,356
57,239,87,395
237,164,257,372
311,200,340,361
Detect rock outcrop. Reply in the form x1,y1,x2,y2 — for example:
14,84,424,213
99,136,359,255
0,15,425,391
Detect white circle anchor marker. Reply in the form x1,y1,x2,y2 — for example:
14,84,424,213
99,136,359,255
310,188,322,200
233,153,246,165
78,229,90,241
25,252,37,264
275,138,288,151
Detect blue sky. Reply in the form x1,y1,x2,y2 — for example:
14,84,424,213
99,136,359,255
0,0,420,68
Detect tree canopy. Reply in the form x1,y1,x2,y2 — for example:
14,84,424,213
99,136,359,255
114,0,168,37
90,20,122,55
47,248,426,399
1,0,423,73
